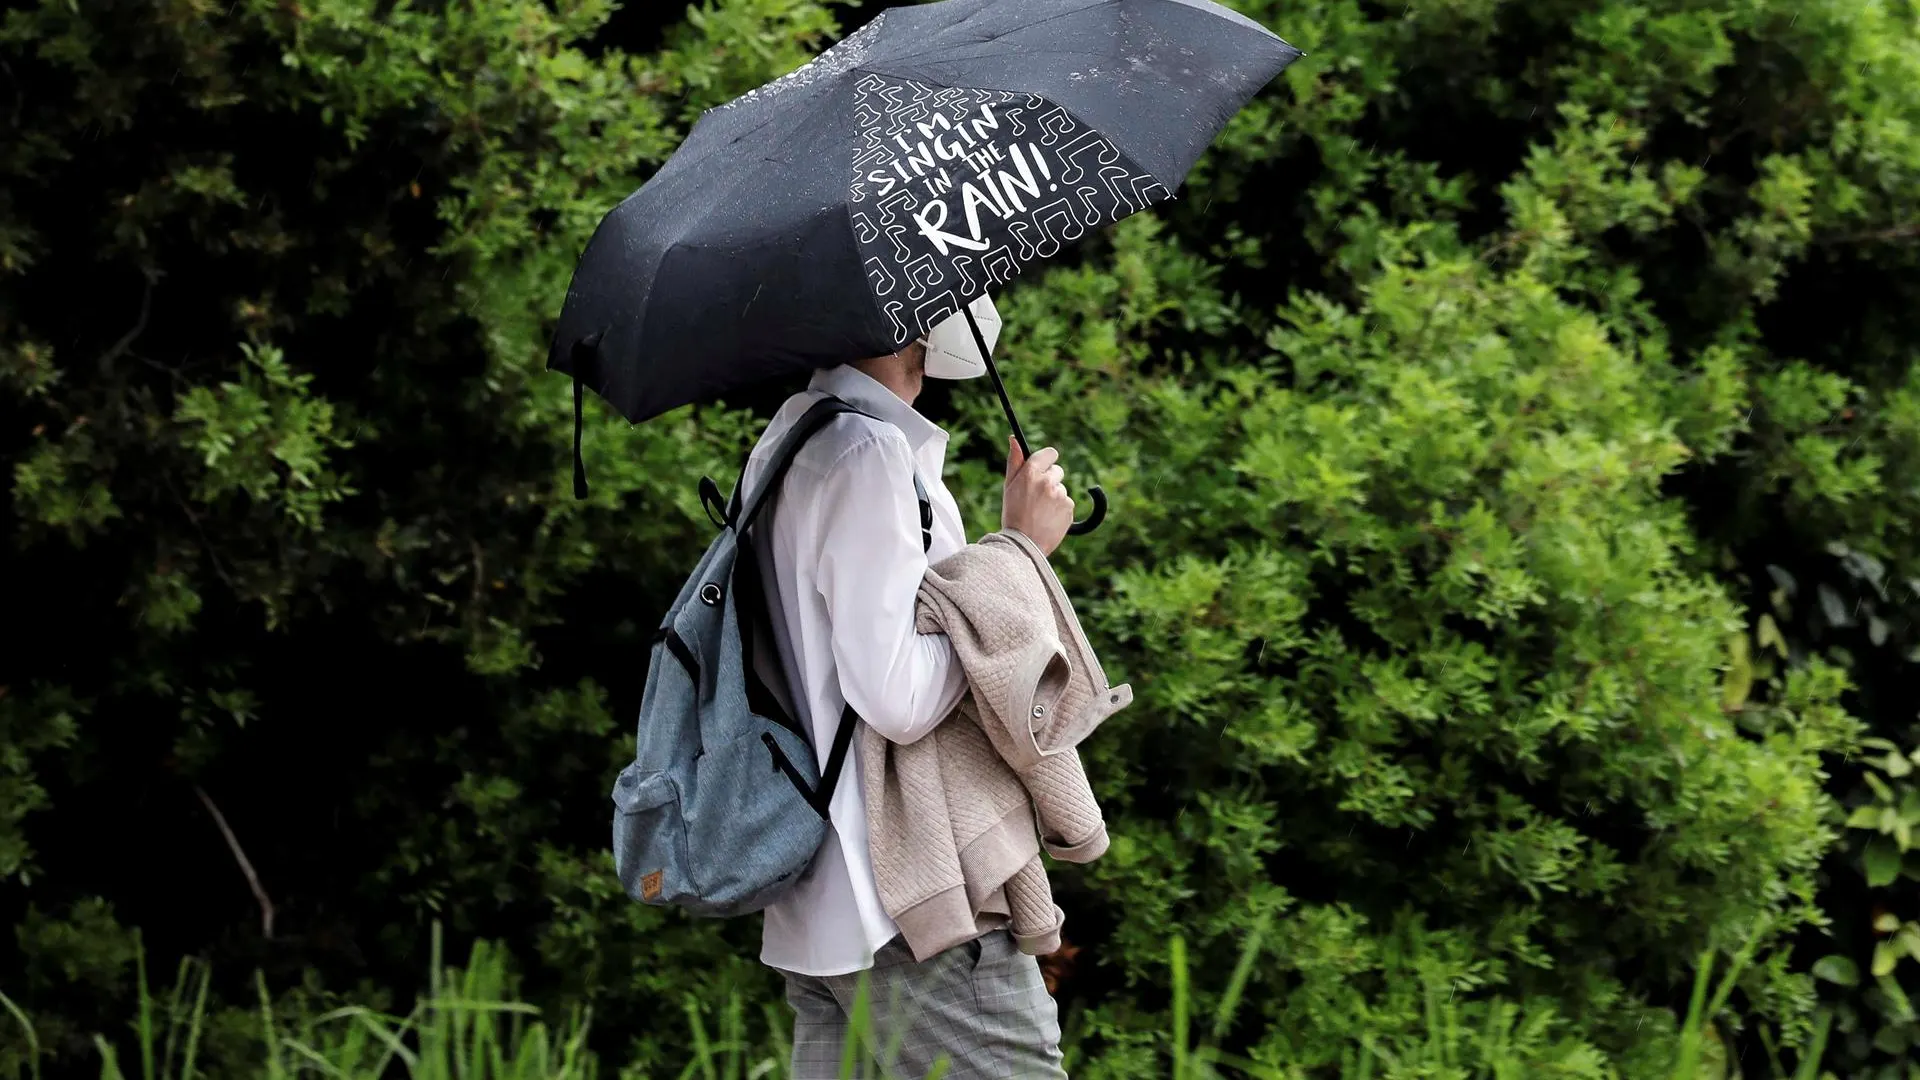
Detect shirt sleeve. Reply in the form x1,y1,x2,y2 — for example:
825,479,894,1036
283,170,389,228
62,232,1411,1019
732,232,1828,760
810,429,968,745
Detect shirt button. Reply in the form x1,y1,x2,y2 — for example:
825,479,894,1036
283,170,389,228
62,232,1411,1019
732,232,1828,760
1031,704,1046,719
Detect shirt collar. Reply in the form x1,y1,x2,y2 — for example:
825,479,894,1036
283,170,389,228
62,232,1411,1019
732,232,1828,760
808,364,946,454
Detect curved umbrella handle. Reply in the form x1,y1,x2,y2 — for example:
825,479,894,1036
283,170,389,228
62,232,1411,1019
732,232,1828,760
1068,485,1108,535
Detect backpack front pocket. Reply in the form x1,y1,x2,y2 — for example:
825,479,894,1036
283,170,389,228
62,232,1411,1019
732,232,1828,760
611,763,690,907
679,727,828,913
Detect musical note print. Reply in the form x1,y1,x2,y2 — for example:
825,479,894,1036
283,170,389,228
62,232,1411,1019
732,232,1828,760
849,76,1167,347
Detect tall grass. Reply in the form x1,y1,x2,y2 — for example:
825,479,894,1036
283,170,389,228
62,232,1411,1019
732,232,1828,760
1,924,596,1080
0,919,1836,1080
698,915,1835,1080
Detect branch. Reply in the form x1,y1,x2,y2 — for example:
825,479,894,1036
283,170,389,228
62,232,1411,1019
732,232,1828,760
162,472,238,592
193,784,275,940
469,539,486,612
1818,222,1920,247
98,273,155,375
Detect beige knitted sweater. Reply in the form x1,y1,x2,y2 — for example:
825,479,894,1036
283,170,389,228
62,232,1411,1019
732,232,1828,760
862,529,1132,962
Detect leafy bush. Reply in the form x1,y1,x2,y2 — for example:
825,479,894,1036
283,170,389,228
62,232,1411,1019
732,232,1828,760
950,210,1853,1076
1725,538,1920,1078
1,0,833,1073
6,0,1920,1078
933,0,1920,1071
1813,725,1920,1074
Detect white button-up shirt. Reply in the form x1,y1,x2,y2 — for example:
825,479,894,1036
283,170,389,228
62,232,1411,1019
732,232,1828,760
743,364,970,977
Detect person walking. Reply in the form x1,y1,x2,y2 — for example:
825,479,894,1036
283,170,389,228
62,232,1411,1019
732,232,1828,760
555,5,1298,1076
740,335,1077,1079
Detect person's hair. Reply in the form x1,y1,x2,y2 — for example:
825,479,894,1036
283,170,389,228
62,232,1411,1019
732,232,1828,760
852,340,926,379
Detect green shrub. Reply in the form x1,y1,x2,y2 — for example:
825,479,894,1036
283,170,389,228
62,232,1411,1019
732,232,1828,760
0,0,834,1073
928,0,1920,1071
6,0,1920,1077
947,210,1853,1076
1728,535,1920,1076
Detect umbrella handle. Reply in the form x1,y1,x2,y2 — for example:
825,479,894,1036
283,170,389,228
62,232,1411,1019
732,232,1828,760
1067,486,1108,535
966,306,1109,538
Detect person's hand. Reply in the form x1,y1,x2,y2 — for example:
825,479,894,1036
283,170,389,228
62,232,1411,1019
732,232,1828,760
1001,436,1075,556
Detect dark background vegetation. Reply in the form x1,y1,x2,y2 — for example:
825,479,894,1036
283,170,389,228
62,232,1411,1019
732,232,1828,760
4,0,1918,1076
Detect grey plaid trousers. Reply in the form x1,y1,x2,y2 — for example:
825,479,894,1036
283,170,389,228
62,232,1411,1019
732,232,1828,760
779,929,1067,1079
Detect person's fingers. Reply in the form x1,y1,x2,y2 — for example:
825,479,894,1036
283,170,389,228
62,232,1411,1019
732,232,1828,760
1005,435,1025,481
1024,447,1060,477
1042,464,1065,488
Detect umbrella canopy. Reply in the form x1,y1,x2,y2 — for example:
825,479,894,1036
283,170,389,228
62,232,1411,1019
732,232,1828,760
549,0,1301,427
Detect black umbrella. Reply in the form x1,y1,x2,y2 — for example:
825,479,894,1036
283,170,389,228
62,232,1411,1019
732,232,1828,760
551,0,1301,529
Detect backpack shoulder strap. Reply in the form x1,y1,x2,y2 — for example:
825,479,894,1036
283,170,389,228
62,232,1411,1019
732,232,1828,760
729,393,935,818
727,395,932,555
912,471,931,554
732,396,860,537
809,469,928,816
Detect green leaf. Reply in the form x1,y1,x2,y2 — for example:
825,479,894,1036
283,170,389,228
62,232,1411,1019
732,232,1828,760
1871,1022,1909,1056
1812,955,1860,987
1866,838,1904,887
1721,632,1754,711
1877,974,1918,1023
1866,772,1897,803
1755,613,1788,658
1872,940,1899,978
1898,925,1920,961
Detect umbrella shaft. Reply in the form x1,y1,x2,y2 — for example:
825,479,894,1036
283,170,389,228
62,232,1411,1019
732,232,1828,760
965,305,1030,457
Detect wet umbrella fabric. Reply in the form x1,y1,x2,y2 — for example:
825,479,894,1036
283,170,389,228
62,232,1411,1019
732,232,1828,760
551,0,1299,424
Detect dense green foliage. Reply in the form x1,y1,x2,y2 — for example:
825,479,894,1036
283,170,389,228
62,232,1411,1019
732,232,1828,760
4,0,1919,1078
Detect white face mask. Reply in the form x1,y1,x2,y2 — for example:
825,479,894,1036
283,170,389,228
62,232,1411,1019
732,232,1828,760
918,292,1000,380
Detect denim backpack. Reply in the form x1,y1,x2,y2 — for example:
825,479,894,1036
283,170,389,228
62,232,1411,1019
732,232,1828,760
611,395,931,916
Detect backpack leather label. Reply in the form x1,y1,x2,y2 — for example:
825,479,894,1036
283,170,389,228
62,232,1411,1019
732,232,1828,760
641,870,663,901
